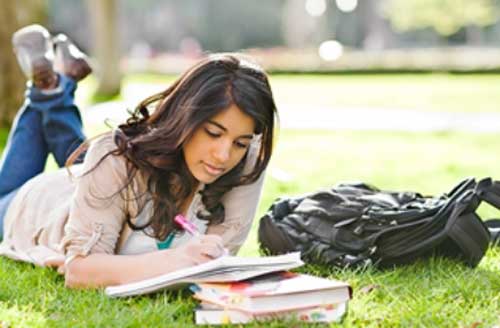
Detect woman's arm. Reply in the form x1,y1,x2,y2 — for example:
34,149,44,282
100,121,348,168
206,171,266,254
64,234,225,288
60,135,222,288
66,250,173,288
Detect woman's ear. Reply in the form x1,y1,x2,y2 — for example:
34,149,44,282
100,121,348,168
242,134,262,174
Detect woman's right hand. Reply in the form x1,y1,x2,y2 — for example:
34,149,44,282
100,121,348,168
64,234,227,288
172,234,226,270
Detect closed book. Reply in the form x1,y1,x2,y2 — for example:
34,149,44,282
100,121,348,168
195,302,348,325
192,271,351,314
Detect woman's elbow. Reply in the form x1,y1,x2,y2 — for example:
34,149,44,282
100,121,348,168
64,257,92,289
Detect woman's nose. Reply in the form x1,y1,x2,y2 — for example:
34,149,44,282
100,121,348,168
212,140,231,163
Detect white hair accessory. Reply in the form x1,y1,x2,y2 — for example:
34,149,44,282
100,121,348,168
250,133,262,150
243,133,262,174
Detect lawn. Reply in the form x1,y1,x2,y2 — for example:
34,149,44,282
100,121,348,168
1,74,500,327
269,73,500,113
114,73,500,113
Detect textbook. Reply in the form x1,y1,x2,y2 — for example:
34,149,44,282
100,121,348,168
195,301,348,325
105,252,303,297
191,271,352,315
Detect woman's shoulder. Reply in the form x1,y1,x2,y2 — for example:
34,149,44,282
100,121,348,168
82,130,148,195
83,131,127,167
77,131,128,180
86,131,119,157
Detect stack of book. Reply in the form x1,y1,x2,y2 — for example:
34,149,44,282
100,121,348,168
104,252,351,325
191,271,351,325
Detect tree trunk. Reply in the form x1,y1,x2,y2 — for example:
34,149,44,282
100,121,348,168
86,0,121,97
0,1,47,128
361,0,392,50
465,25,483,45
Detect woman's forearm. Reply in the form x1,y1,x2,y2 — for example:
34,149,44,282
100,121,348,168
64,234,225,289
65,249,178,288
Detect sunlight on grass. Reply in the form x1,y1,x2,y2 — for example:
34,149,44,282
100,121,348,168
270,73,500,112
123,73,500,113
0,303,47,328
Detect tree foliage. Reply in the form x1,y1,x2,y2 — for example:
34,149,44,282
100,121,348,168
382,0,500,36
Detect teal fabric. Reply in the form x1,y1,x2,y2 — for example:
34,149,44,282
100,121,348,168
156,233,175,250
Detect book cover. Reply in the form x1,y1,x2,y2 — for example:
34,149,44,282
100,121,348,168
192,271,352,314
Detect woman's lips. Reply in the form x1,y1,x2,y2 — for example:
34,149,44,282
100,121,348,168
203,162,225,176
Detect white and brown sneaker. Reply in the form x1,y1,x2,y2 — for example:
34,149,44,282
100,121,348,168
53,33,92,82
12,24,58,90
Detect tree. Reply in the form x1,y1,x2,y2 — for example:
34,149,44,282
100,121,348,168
0,1,47,128
360,0,393,49
382,0,499,36
86,0,121,97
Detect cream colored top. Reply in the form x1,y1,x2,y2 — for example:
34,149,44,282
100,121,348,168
0,133,265,266
118,183,210,255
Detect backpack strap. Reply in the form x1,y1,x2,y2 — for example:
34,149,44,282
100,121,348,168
447,177,476,198
446,211,490,267
375,179,479,265
476,178,500,210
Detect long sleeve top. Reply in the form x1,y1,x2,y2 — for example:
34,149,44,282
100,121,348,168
0,132,265,266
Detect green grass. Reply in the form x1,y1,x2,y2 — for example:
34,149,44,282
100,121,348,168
2,128,500,327
117,73,500,113
269,73,500,113
2,73,500,326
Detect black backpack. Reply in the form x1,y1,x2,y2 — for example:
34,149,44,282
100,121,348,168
258,177,500,268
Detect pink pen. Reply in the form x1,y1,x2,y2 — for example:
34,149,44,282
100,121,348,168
174,214,229,256
174,214,201,237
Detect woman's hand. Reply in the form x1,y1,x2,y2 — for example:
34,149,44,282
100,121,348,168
64,234,227,288
172,234,226,270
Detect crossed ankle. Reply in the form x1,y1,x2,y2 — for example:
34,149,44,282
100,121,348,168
12,25,92,87
32,58,58,90
53,34,92,82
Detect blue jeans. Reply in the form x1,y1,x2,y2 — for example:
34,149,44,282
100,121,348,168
0,74,85,238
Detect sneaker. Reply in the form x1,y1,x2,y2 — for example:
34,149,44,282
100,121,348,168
53,34,92,82
12,24,57,89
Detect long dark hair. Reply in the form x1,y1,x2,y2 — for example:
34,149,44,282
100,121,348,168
74,53,277,240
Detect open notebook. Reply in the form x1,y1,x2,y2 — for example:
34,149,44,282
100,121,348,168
105,252,303,297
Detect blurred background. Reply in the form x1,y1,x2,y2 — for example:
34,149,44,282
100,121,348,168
2,0,500,125
0,0,500,256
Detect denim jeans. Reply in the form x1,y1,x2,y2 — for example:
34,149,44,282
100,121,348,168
0,74,85,238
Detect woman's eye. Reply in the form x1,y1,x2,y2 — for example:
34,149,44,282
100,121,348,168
235,141,249,149
205,128,220,137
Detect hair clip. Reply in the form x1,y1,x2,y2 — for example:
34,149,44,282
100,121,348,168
250,133,262,149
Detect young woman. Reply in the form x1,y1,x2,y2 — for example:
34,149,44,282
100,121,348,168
0,25,277,288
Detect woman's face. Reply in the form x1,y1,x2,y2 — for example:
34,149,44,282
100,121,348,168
183,103,256,184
